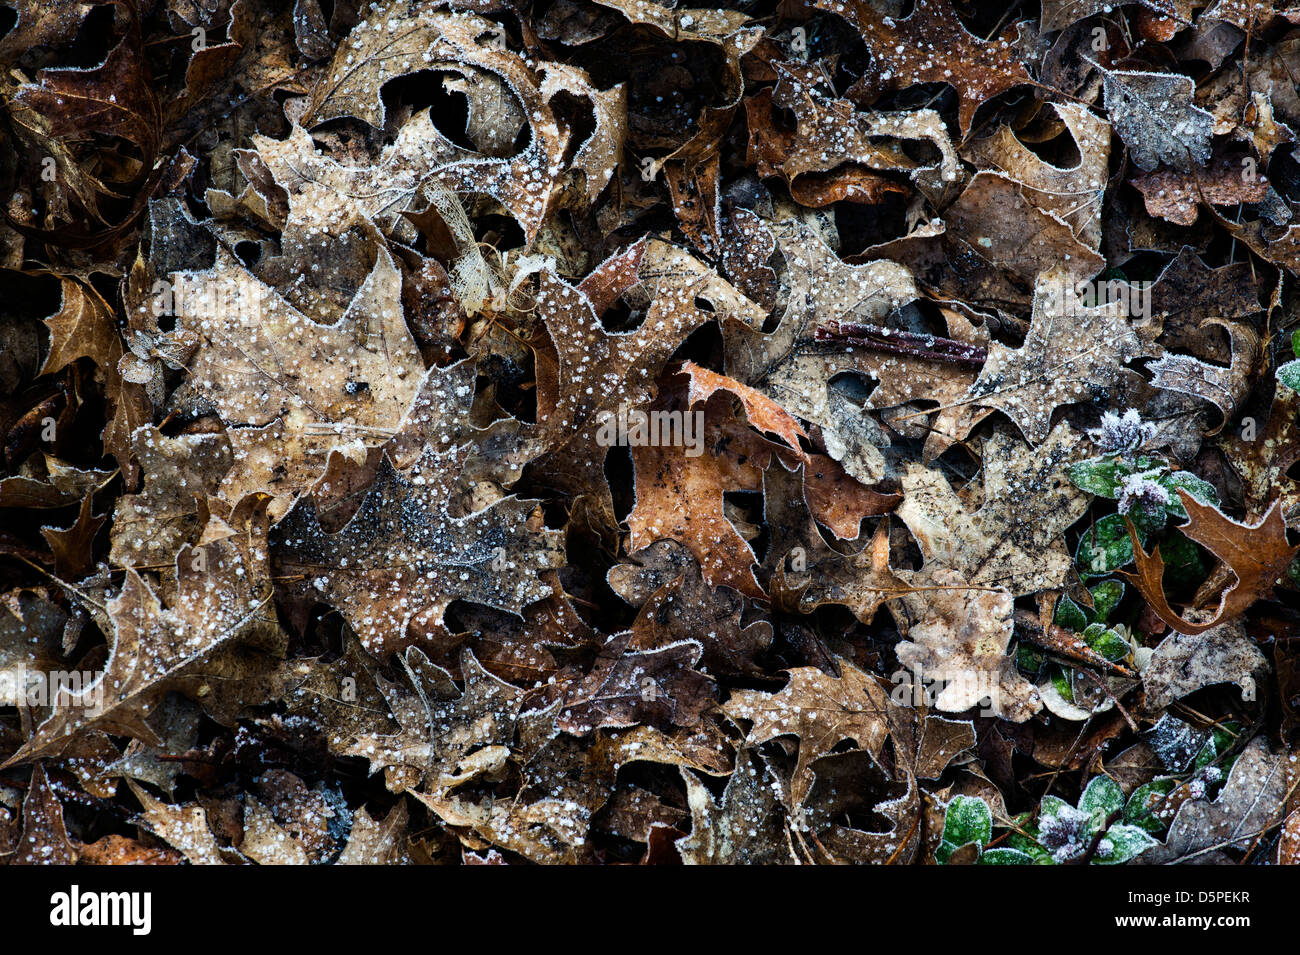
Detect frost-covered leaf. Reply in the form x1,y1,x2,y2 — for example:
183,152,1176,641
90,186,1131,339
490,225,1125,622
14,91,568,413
177,245,424,519
724,660,892,807
965,268,1159,445
1142,619,1268,712
5,510,285,766
1101,68,1213,172
814,0,1032,135
1144,738,1298,863
273,440,564,657
941,794,992,852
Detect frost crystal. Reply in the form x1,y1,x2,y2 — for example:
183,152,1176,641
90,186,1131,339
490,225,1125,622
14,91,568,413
1036,803,1094,863
1088,408,1156,454
1116,470,1169,516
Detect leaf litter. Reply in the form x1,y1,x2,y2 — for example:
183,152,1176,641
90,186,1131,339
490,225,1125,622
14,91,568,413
1,0,1300,867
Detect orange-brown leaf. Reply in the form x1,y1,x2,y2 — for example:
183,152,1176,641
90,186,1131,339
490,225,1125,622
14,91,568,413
1125,491,1299,635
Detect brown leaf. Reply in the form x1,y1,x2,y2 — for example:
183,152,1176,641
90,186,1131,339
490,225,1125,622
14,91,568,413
40,493,105,580
1125,491,1300,635
1131,150,1270,226
273,439,564,657
725,659,892,806
965,268,1157,444
6,508,284,766
14,764,78,865
815,0,1033,135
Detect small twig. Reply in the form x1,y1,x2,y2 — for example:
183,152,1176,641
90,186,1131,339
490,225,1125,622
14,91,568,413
815,321,988,367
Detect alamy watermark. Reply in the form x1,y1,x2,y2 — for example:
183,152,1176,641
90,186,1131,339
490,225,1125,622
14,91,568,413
890,666,1003,717
595,403,705,457
1048,275,1153,321
50,886,151,935
0,667,103,709
151,274,266,322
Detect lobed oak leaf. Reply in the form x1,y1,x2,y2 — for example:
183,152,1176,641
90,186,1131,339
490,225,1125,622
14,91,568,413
14,763,79,865
763,461,905,624
272,441,564,657
342,647,524,794
1145,319,1260,434
0,0,98,67
109,427,232,569
5,507,284,767
942,172,1106,291
1220,380,1300,525
513,242,760,531
1100,68,1213,172
1124,490,1299,635
765,307,991,468
1142,618,1268,712
895,422,1091,596
676,748,791,864
889,569,1040,721
550,631,716,735
8,25,161,223
304,4,570,244
40,492,106,580
249,119,471,251
1143,737,1299,863
539,63,627,204
965,267,1158,444
176,244,424,519
37,277,151,485
1145,248,1262,361
726,218,919,384
336,802,412,865
813,0,1033,135
127,781,234,865
744,67,956,208
1131,150,1270,226
612,540,773,678
962,103,1110,249
725,659,892,807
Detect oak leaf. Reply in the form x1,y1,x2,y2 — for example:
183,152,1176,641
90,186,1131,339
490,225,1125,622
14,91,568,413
965,268,1158,444
1124,490,1299,635
814,0,1033,135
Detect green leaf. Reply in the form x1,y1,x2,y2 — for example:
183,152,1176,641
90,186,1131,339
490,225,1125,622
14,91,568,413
979,847,1035,865
1038,795,1072,824
1076,514,1136,576
1080,775,1125,820
1159,530,1206,587
1129,499,1169,537
1017,643,1045,677
1054,596,1089,632
1162,471,1219,519
1193,722,1242,772
1124,778,1177,834
1092,823,1158,864
1280,358,1300,393
1081,622,1130,661
1006,832,1054,865
1050,665,1074,703
1089,579,1125,623
942,794,992,850
1068,456,1125,497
